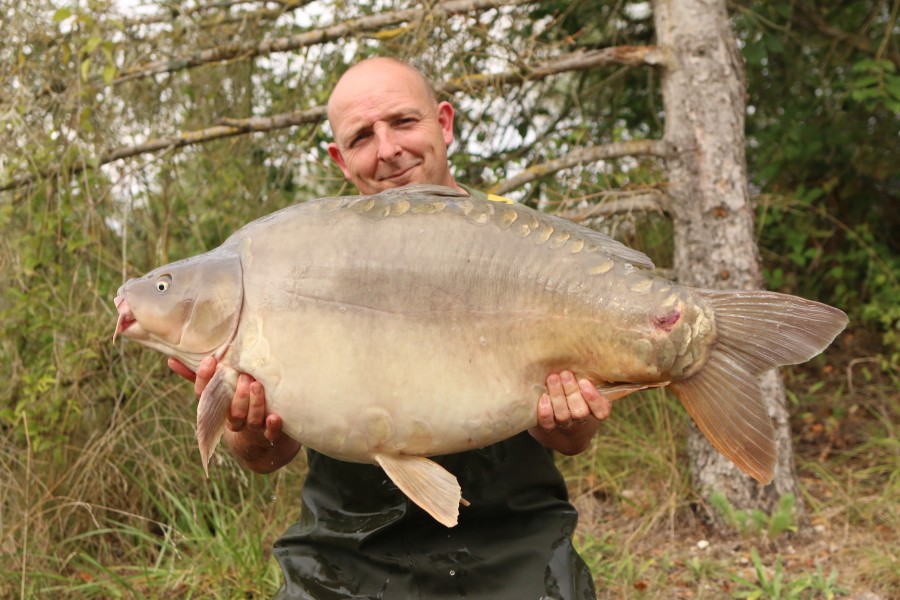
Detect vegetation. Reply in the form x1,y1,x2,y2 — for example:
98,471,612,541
1,0,897,597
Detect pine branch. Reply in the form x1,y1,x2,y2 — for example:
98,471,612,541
489,140,672,195
113,0,536,85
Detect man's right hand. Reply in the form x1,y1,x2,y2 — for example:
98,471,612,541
168,356,302,473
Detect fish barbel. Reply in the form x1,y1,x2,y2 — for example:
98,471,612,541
113,184,847,526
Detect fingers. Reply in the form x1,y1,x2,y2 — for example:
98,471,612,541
264,413,285,442
537,371,612,432
225,375,278,441
580,378,612,422
168,357,197,382
194,356,217,398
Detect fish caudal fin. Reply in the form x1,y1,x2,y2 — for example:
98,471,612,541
669,290,848,484
196,365,239,477
374,453,462,527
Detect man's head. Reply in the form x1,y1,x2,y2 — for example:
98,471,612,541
326,57,460,195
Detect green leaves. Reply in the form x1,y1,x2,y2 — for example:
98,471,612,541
848,59,900,112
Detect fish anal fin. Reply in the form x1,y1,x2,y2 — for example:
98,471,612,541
596,381,669,402
669,349,776,484
196,365,239,477
374,453,462,528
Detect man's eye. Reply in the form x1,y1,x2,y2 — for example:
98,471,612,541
349,132,370,147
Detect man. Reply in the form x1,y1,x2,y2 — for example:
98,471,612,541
171,57,611,599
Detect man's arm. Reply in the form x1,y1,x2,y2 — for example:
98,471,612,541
169,357,301,473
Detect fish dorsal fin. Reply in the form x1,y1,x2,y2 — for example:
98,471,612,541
339,184,654,270
374,453,462,527
528,209,655,269
377,184,471,200
196,364,239,477
385,186,655,270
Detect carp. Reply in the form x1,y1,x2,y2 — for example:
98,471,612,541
113,184,847,527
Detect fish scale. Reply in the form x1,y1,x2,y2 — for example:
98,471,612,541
114,183,847,528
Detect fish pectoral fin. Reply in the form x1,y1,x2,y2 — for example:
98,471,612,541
595,381,670,402
374,453,462,528
196,364,239,478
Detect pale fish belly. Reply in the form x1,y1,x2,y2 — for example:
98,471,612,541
243,306,546,463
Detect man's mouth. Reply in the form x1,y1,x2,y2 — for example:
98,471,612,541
113,295,136,342
378,163,419,182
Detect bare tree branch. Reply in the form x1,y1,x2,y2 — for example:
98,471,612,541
556,190,670,222
438,45,668,95
0,107,326,193
113,0,537,85
490,140,672,195
120,0,310,28
2,47,667,194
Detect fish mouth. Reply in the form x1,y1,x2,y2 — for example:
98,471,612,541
113,295,137,342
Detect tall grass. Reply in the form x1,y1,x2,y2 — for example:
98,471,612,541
0,359,307,599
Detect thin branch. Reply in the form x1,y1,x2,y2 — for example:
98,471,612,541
489,140,672,195
120,0,301,28
113,0,536,85
2,47,666,194
556,190,670,222
438,46,667,95
792,1,900,68
0,108,326,193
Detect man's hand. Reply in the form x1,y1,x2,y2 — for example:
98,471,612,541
529,371,611,455
167,357,301,473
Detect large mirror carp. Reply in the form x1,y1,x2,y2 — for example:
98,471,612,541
114,184,847,527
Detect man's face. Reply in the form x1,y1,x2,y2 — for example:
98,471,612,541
327,61,457,195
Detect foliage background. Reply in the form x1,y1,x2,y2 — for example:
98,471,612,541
1,0,897,597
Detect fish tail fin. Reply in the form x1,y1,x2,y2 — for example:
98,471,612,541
669,290,847,484
196,365,239,477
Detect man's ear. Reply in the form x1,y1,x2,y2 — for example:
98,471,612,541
437,101,455,146
327,142,352,179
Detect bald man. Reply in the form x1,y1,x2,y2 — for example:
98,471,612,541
172,57,607,599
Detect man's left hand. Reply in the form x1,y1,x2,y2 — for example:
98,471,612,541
528,371,611,455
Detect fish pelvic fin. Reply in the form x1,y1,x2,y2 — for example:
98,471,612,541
669,290,848,485
374,453,462,528
196,364,239,477
596,381,669,402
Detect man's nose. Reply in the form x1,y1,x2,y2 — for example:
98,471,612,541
374,127,402,160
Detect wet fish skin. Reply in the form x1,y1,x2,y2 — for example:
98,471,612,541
113,184,848,527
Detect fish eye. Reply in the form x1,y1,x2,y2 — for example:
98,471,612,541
155,274,172,292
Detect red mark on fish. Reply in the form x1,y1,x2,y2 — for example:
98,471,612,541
652,310,681,332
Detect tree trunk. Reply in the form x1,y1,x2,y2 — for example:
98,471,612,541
652,0,803,522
